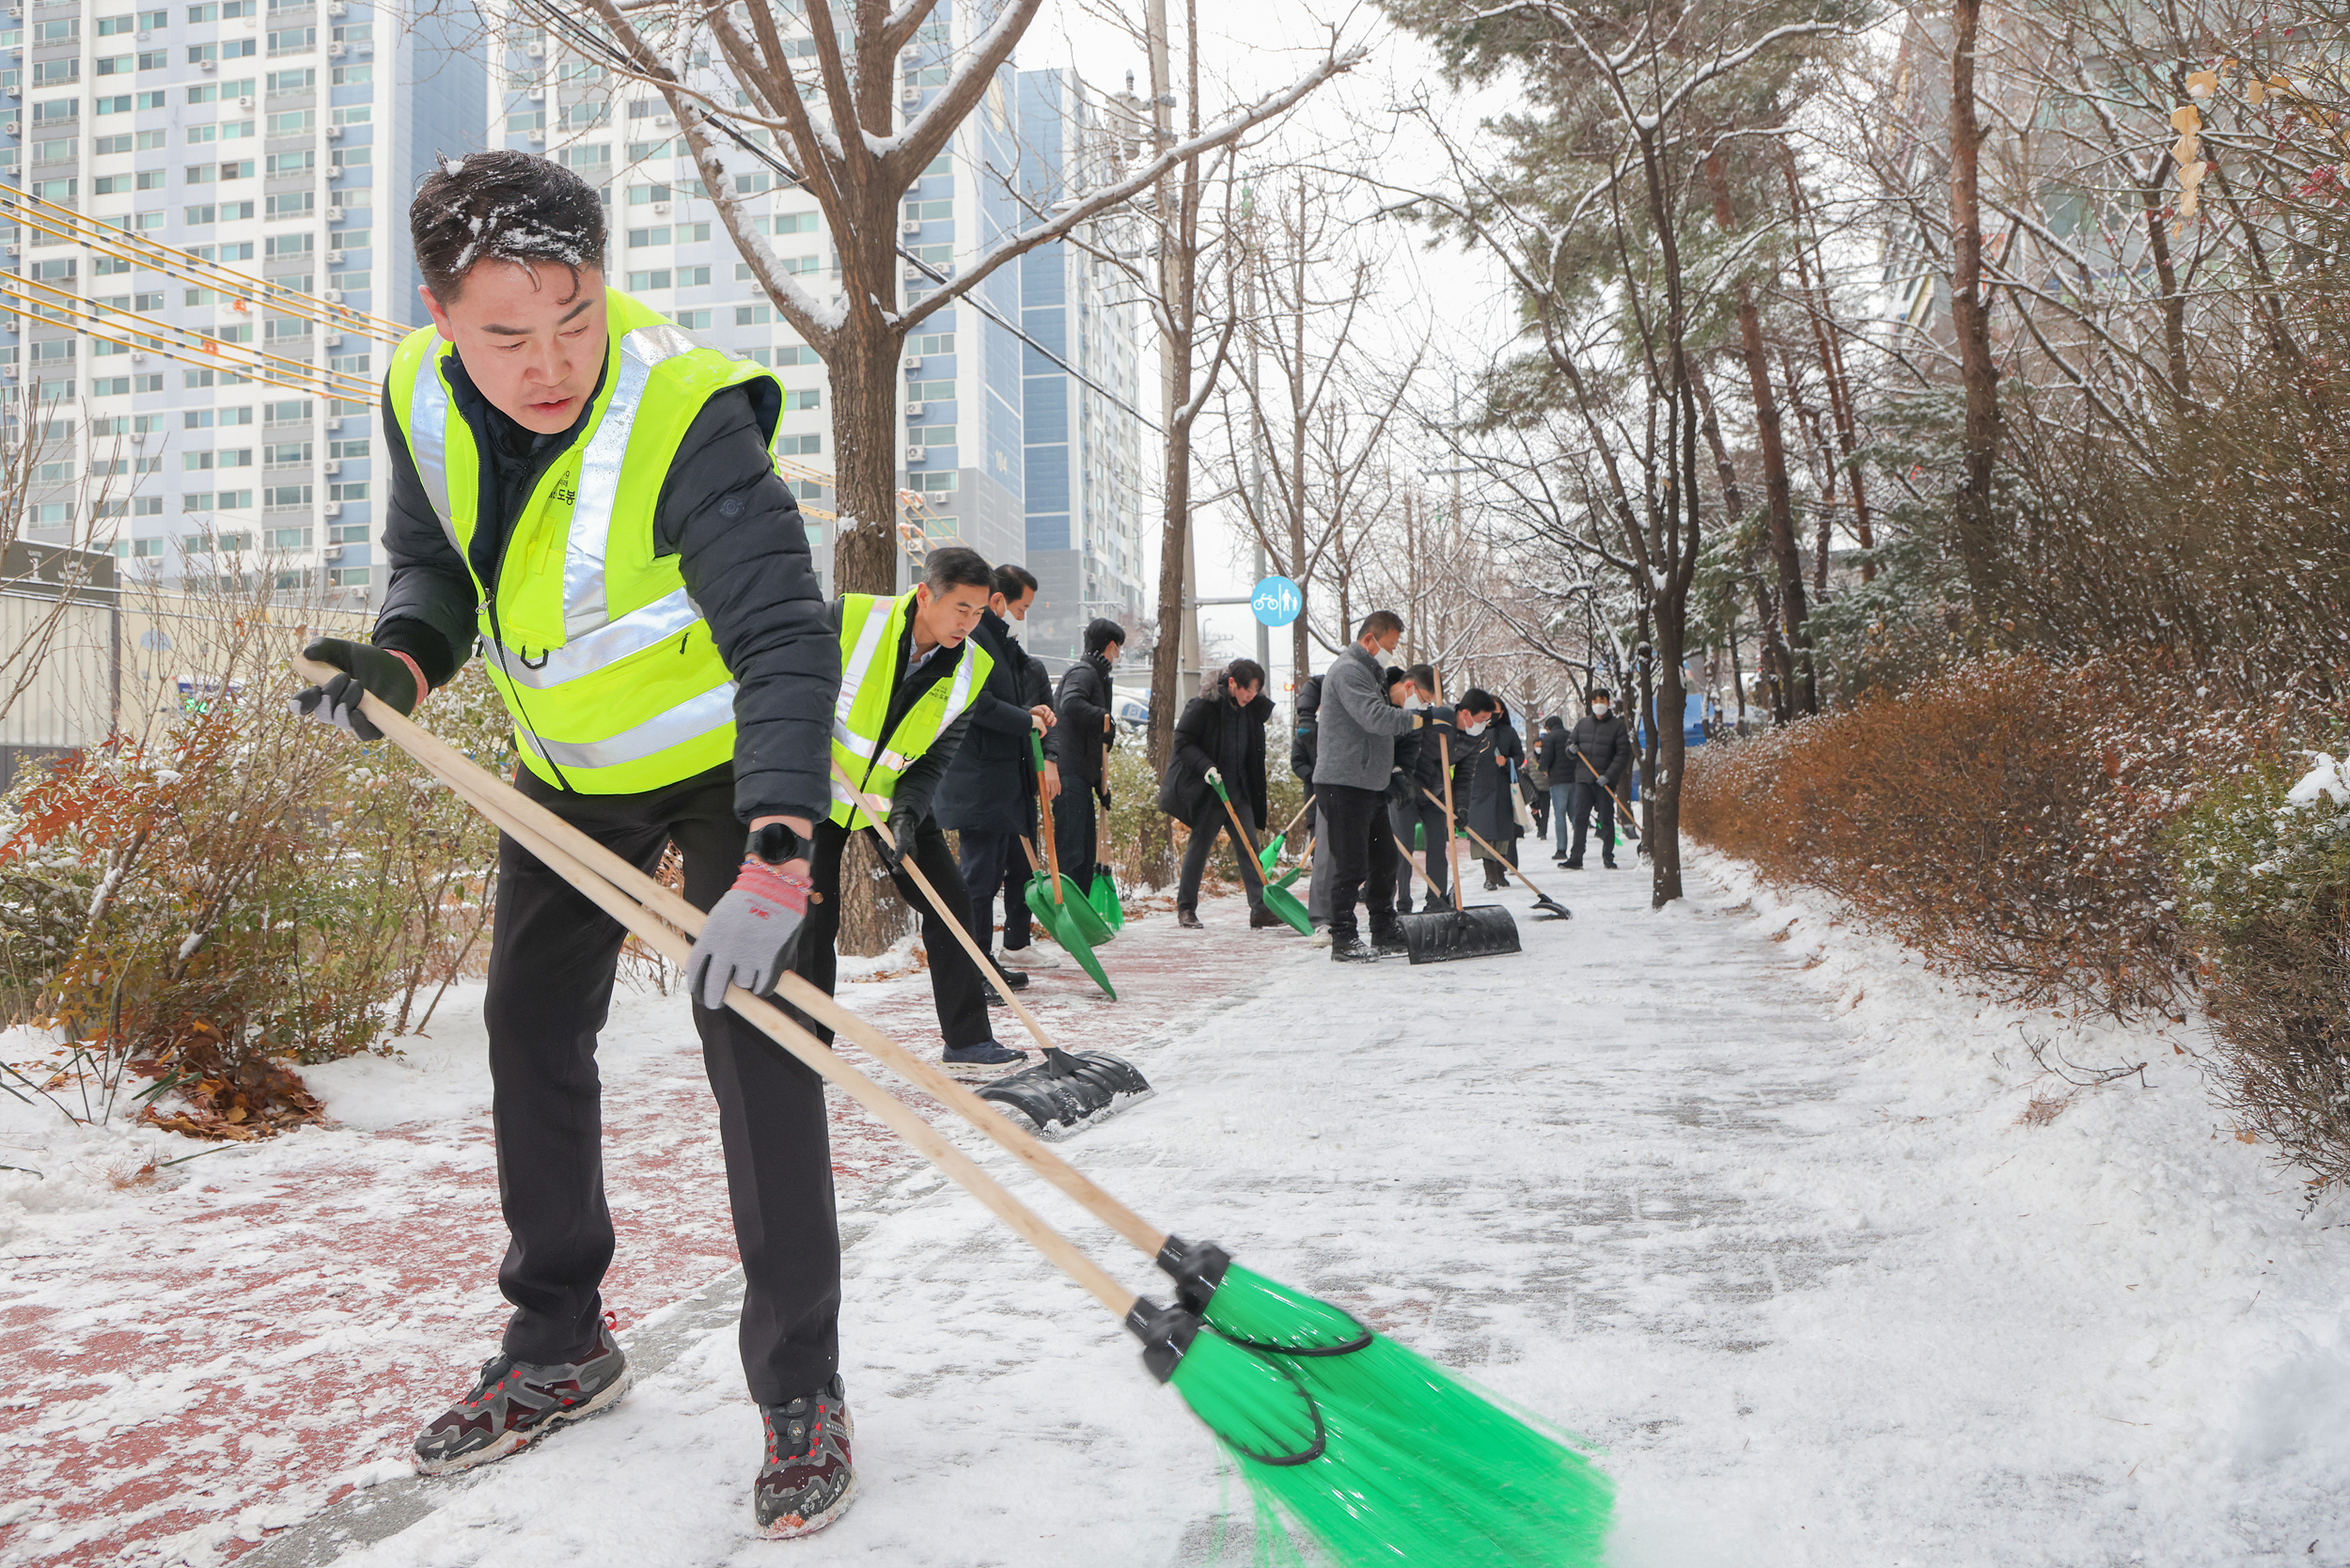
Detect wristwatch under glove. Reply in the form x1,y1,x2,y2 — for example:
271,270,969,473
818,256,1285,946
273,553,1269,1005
290,637,422,743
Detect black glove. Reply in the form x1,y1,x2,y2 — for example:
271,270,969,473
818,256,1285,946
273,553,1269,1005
878,805,919,870
291,637,418,743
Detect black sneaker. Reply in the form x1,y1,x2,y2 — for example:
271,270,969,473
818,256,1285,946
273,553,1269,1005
1331,934,1378,963
755,1375,855,1539
943,1040,1026,1067
983,960,1028,1002
412,1322,630,1475
1176,908,1204,930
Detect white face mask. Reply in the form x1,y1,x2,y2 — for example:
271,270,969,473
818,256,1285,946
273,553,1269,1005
1402,693,1425,711
1593,703,1610,716
1465,718,1490,737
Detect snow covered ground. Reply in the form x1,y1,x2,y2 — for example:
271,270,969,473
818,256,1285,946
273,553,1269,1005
8,849,2349,1565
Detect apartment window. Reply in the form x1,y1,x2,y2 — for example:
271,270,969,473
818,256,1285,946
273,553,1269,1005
670,309,711,330
735,305,771,326
626,268,670,292
131,535,166,557
912,333,954,356
33,98,79,124
264,232,311,258
628,184,670,206
265,109,314,135
92,376,131,397
907,379,953,402
97,55,133,77
32,179,76,200
626,139,669,161
330,104,369,127
264,149,314,176
34,60,80,86
263,490,311,513
675,265,710,288
265,25,314,53
557,144,611,171
329,63,370,86
771,344,822,367
97,13,139,35
264,442,311,464
764,212,820,236
266,68,313,92
327,269,366,292
507,109,544,133
327,480,367,502
328,352,368,376
327,437,367,459
265,192,314,219
783,388,821,412
264,398,309,421
777,433,821,456
627,226,669,248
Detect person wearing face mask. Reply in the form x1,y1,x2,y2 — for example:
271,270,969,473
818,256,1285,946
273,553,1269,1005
1453,689,1524,891
1561,686,1633,870
1537,713,1574,862
1310,610,1438,962
933,563,1060,982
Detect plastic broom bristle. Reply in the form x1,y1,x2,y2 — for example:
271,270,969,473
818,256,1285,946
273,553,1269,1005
1183,1264,1614,1567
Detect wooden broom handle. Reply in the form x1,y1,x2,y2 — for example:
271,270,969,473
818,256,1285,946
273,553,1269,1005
1425,786,1552,901
827,758,1063,1057
1272,792,1315,842
290,656,1167,1261
1211,781,1266,879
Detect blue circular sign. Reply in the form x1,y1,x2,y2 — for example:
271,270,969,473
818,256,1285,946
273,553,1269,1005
1250,574,1303,627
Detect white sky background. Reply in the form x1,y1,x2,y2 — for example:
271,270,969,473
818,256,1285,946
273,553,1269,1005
1020,0,1525,698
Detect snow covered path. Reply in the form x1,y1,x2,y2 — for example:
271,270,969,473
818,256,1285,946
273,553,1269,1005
12,851,2350,1565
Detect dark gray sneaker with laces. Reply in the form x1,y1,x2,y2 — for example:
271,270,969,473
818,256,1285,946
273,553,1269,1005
412,1322,631,1475
755,1374,855,1538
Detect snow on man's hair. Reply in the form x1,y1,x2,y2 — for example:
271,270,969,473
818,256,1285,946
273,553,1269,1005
411,149,606,302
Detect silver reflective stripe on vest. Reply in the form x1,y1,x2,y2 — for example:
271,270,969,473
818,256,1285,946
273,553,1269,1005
407,353,462,558
562,323,704,640
490,586,703,690
528,679,739,770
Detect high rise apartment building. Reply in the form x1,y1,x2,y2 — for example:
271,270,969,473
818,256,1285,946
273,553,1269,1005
9,0,481,604
503,13,1148,635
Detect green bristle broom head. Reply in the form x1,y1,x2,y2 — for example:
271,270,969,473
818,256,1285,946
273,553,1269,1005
1157,1269,1615,1567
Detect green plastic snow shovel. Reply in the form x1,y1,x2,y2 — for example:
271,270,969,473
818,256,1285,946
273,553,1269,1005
1088,868,1125,933
1255,793,1314,874
1024,734,1116,998
1208,775,1311,935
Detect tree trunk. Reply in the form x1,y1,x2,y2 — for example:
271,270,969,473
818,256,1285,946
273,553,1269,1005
2139,161,2190,413
1948,0,2005,624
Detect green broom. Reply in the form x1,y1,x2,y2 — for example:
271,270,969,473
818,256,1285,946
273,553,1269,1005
305,657,1615,1565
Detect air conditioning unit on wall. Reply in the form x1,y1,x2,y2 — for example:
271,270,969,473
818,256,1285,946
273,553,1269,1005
903,446,924,463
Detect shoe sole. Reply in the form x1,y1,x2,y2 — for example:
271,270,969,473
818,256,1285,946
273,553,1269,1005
941,1055,1029,1079
414,1363,634,1477
758,1470,858,1539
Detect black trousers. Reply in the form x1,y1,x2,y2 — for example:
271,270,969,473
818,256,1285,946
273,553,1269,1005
1390,796,1450,909
1319,781,1398,941
1176,798,1266,912
791,816,994,1050
1053,781,1099,886
956,826,1032,959
1569,780,1619,864
490,766,838,1406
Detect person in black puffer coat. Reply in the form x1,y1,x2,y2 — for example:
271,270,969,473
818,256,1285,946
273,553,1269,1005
1561,686,1633,870
1048,617,1122,886
932,564,1057,974
1389,663,1454,914
1455,688,1524,890
1159,659,1275,928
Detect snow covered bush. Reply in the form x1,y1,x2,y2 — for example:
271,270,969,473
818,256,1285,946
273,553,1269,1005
0,647,508,1139
1682,655,2266,1018
2175,751,2350,1189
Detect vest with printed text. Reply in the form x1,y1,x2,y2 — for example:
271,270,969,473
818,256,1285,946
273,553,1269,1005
829,590,992,827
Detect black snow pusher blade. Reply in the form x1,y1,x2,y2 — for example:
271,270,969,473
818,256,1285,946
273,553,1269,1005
979,1047,1152,1135
1397,903,1523,964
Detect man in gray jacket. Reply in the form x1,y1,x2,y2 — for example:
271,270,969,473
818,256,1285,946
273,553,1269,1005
1310,610,1438,962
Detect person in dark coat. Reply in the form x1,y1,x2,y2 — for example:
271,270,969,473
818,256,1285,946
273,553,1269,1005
1561,686,1633,869
1528,715,1560,840
1159,658,1276,928
1389,664,1454,915
932,564,1057,981
1048,617,1122,888
1537,713,1574,861
1455,688,1523,890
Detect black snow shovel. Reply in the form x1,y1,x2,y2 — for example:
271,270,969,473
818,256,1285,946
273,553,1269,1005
1428,787,1572,919
831,762,1151,1135
1394,685,1522,964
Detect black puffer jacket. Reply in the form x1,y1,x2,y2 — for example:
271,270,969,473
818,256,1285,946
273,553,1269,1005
1461,718,1525,847
1050,651,1115,787
932,608,1051,836
1563,711,1633,790
1158,680,1273,826
375,363,835,824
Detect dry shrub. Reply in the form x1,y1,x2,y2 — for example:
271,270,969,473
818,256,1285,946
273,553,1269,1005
1683,654,2278,1017
2174,753,2350,1189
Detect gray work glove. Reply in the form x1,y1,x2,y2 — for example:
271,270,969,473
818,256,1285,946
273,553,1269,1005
687,859,810,1011
290,637,419,743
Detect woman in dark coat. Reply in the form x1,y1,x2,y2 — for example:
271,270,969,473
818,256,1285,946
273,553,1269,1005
1455,688,1523,890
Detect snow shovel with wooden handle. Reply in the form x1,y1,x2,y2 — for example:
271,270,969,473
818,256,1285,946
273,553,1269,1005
294,651,1615,1563
1205,774,1311,935
1027,732,1115,949
827,760,1146,1132
1256,792,1314,875
1393,683,1521,964
1425,786,1571,920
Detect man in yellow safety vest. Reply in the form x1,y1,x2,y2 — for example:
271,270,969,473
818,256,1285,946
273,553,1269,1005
799,543,1027,1071
290,151,854,1537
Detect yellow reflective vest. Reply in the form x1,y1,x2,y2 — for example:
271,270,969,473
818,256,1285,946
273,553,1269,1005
829,590,992,827
385,289,784,794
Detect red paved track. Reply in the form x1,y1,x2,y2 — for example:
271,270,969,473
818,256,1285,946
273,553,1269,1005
0,890,1247,1566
